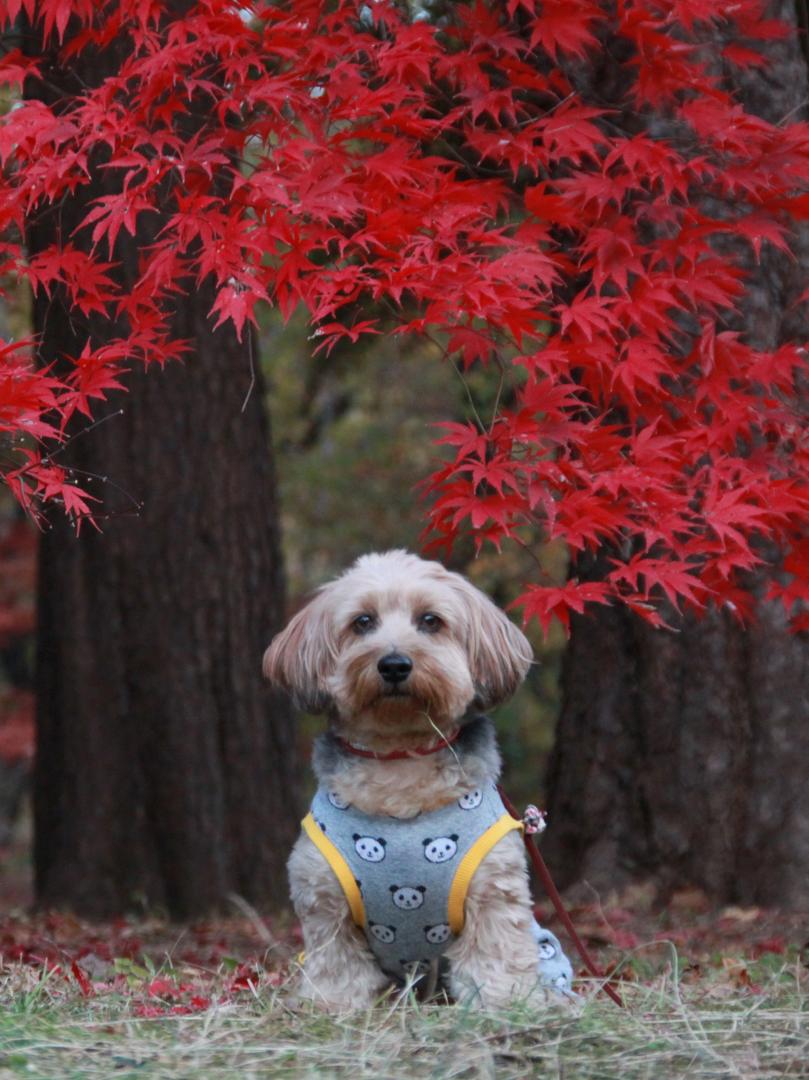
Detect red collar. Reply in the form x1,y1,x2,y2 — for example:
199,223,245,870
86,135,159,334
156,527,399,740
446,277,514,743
335,728,461,761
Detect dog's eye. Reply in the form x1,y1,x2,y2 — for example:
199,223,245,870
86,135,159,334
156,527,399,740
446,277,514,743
417,612,443,633
352,614,376,634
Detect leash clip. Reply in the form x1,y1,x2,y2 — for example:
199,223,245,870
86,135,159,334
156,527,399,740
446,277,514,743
523,804,547,835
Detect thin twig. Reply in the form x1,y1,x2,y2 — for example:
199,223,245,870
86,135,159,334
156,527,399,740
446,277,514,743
241,330,256,413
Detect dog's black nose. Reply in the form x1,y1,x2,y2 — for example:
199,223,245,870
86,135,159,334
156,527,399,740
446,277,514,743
377,653,413,684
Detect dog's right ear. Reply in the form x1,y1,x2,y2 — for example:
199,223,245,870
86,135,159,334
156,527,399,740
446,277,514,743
262,591,336,713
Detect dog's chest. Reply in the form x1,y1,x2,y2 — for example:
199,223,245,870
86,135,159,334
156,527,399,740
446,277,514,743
307,783,519,979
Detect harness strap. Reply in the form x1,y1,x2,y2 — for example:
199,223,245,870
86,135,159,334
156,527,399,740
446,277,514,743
447,813,523,934
497,786,624,1009
302,812,366,927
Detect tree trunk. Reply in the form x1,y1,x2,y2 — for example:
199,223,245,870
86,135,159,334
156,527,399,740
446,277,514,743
544,572,809,907
27,18,299,917
543,1,809,908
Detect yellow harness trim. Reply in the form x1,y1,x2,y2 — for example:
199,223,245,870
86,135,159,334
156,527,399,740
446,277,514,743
301,812,366,927
447,813,524,935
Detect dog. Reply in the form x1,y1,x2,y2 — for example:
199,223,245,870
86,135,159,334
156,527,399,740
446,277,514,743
264,550,569,1010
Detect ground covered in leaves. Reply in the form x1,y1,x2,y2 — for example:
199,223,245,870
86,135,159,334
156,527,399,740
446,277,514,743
0,890,806,1079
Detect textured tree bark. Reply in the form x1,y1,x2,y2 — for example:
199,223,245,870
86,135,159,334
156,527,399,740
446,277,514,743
543,1,809,908
27,19,299,917
545,570,809,906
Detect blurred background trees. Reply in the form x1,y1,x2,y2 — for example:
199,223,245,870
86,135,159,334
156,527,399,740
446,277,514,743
0,0,807,920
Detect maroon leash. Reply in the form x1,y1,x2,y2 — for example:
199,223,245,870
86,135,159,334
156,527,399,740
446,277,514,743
498,786,624,1008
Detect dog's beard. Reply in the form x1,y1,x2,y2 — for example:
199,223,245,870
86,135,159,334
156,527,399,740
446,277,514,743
327,647,474,746
334,679,440,737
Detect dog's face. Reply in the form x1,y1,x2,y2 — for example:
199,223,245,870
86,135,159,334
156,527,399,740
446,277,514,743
263,550,531,741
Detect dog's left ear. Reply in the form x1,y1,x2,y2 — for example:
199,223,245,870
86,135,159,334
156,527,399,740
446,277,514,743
262,589,336,713
449,574,532,710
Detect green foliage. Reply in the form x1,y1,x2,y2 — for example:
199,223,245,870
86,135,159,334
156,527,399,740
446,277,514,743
263,307,456,591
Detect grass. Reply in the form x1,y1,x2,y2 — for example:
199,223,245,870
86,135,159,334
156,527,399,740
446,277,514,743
0,949,806,1079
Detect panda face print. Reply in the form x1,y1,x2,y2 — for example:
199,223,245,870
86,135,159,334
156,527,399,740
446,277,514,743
424,923,452,945
458,789,483,810
369,923,396,944
327,791,350,810
389,885,427,910
353,834,387,862
422,835,459,863
537,940,557,961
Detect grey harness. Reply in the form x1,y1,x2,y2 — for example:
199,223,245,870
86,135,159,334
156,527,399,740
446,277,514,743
308,782,515,979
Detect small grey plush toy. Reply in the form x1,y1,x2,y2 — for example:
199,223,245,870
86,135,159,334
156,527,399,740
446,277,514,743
531,920,577,998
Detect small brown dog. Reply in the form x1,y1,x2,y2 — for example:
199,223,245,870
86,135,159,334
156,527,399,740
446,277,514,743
264,550,554,1010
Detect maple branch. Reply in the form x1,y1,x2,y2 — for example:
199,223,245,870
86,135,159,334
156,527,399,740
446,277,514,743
487,357,507,436
39,409,126,465
450,356,487,434
240,329,256,413
51,464,143,516
510,534,556,580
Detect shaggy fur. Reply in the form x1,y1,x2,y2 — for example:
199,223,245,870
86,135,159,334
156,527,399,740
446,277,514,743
265,550,551,1010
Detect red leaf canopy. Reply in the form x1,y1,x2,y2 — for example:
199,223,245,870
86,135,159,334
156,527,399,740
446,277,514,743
0,0,807,629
